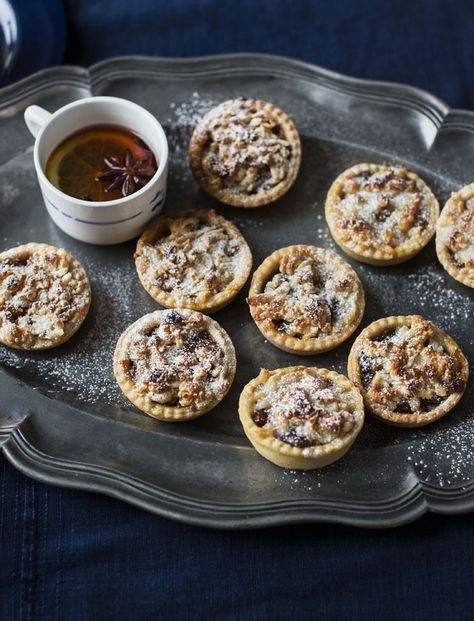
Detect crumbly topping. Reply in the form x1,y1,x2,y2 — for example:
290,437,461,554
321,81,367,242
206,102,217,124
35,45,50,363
0,246,90,348
198,99,295,197
357,316,467,415
251,368,356,448
332,166,435,254
437,195,474,270
119,310,232,410
137,212,248,300
248,248,360,340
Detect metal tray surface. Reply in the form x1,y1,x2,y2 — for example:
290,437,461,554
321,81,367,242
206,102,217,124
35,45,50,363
0,55,473,528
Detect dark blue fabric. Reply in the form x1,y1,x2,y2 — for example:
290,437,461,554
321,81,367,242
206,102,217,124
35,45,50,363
2,0,474,619
2,456,474,621
61,0,474,108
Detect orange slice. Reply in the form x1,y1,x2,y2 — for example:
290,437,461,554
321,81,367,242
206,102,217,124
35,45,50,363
45,126,143,202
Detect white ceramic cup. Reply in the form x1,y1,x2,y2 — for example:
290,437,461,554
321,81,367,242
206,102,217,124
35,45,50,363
24,96,169,245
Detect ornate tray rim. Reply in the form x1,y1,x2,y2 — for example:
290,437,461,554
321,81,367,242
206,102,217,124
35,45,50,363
1,53,473,529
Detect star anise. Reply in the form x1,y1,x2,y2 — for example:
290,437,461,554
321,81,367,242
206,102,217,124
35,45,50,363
96,149,156,197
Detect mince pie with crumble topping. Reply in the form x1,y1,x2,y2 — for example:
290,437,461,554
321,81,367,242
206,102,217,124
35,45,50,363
135,209,252,313
0,243,91,350
188,98,301,208
348,315,468,427
239,366,364,469
436,183,474,288
113,309,236,421
247,245,365,354
325,163,439,265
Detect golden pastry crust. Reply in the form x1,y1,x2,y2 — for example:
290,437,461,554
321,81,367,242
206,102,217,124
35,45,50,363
188,98,301,208
135,209,252,313
113,309,236,421
325,163,439,265
436,183,474,288
0,243,91,350
239,366,364,469
247,245,365,354
347,315,468,427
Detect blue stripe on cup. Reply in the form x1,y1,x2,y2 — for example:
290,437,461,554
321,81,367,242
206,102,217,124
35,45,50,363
45,196,143,225
149,189,162,204
150,189,165,213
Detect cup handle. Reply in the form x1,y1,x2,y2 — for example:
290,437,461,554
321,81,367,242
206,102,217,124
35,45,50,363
24,105,52,138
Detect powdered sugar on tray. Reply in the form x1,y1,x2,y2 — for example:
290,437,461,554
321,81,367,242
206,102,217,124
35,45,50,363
164,92,216,186
0,255,143,407
363,262,472,344
280,469,323,492
169,91,215,127
406,264,472,331
313,212,337,249
407,417,474,487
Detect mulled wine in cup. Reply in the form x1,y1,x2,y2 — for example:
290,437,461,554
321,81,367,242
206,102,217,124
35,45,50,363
24,96,169,245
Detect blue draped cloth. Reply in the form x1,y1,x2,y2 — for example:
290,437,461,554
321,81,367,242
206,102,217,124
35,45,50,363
2,0,474,618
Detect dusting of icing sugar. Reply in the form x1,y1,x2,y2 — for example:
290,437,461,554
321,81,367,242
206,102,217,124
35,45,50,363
407,418,474,487
1,181,20,207
281,469,322,492
0,255,142,407
356,259,472,336
327,165,438,258
116,310,233,410
248,246,362,340
312,212,337,249
165,92,216,187
169,92,216,127
253,368,358,448
196,98,295,198
0,245,91,348
228,217,266,231
138,214,250,301
356,259,474,487
405,264,472,333
353,316,467,415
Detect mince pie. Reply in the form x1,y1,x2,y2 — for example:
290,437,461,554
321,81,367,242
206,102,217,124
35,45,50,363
247,245,365,354
436,183,474,288
188,98,301,207
348,315,468,427
325,163,439,265
0,243,91,350
135,209,252,313
239,365,364,469
113,309,236,421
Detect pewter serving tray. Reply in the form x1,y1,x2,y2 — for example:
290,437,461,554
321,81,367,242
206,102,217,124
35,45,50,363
0,55,473,528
